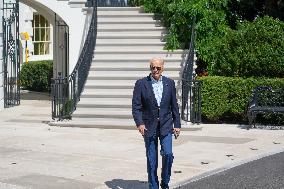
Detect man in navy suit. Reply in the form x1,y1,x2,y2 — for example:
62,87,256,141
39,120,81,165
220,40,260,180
132,58,181,189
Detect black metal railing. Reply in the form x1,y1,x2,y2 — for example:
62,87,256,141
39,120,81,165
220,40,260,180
51,0,97,120
181,17,202,123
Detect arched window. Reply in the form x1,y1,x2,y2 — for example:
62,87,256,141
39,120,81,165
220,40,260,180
32,14,51,55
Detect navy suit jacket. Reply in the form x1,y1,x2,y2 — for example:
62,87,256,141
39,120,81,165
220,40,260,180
132,75,181,137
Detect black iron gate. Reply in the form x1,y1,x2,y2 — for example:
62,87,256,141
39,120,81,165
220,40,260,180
2,0,20,108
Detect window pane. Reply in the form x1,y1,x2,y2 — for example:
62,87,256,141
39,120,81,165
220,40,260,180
45,19,49,27
40,28,45,41
34,43,39,55
35,29,39,41
40,15,45,27
39,43,44,55
32,14,50,55
45,28,50,41
34,15,39,27
44,43,50,54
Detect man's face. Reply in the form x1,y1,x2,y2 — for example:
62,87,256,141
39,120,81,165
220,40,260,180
150,59,164,80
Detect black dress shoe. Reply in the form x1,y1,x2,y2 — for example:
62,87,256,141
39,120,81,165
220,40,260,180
160,183,169,189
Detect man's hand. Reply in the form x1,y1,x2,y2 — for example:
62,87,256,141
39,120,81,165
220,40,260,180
138,125,147,136
173,128,181,139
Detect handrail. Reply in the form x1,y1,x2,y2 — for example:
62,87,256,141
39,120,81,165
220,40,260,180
181,17,202,123
51,0,97,120
182,16,196,82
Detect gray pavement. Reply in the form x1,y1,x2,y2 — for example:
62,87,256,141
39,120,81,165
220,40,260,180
0,91,283,189
177,152,284,189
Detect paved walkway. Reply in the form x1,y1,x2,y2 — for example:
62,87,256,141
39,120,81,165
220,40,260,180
178,152,284,189
0,91,283,189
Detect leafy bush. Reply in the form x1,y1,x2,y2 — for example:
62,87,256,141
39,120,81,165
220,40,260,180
20,60,53,92
203,16,284,77
129,0,230,50
198,76,284,123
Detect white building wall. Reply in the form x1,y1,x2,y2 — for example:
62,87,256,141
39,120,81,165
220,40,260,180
20,0,90,75
0,2,4,110
19,3,53,62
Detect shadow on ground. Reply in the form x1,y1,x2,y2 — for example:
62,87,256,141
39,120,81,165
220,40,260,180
105,179,148,189
237,124,249,130
21,90,50,101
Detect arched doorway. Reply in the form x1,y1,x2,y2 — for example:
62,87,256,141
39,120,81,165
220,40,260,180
20,0,69,78
1,0,70,109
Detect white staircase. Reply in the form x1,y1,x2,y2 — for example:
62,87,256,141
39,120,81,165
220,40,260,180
51,6,187,128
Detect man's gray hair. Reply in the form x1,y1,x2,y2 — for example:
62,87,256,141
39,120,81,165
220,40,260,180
150,57,165,65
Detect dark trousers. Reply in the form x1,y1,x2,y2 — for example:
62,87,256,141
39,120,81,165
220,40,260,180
144,125,174,189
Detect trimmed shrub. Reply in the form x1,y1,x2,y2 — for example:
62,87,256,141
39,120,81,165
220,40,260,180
20,60,53,92
198,76,284,123
203,16,284,78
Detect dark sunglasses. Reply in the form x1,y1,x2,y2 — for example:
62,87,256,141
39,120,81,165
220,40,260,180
150,66,162,71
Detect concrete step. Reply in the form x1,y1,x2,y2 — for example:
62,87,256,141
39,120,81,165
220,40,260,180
92,58,184,63
82,88,133,95
85,80,137,87
94,49,186,54
97,34,165,40
98,13,154,17
72,108,133,119
77,98,132,108
97,12,152,16
90,67,181,72
95,43,168,52
86,75,181,81
93,51,187,59
95,43,166,50
50,118,136,129
95,46,166,51
50,118,198,130
98,16,155,22
98,20,161,26
87,70,181,77
96,38,164,43
84,79,181,89
81,88,134,98
97,7,142,11
97,24,163,29
83,83,182,90
96,41,166,46
90,63,182,71
97,32,167,38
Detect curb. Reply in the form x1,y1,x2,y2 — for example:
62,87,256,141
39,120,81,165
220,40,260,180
172,148,284,189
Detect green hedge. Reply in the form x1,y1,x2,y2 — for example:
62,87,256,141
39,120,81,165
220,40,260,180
204,16,284,77
20,60,53,92
198,76,284,123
